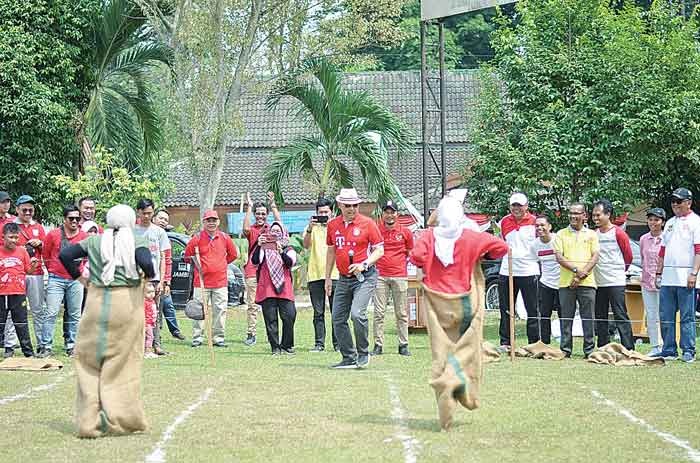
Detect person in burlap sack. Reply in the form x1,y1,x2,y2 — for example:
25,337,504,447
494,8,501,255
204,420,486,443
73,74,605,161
59,204,155,438
410,197,508,430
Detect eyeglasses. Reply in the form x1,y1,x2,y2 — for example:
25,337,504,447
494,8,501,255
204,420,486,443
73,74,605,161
671,198,686,204
342,204,359,209
66,216,80,222
19,208,34,214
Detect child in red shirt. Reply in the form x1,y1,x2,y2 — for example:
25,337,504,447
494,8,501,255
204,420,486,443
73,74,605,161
0,223,39,358
144,283,158,359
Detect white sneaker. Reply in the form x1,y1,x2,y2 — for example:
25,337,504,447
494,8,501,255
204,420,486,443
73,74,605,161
648,347,662,357
144,352,158,359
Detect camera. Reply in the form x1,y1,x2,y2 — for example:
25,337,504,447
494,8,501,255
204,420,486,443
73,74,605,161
312,215,329,224
25,244,36,258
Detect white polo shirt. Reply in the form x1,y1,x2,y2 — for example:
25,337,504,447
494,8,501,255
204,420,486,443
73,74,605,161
661,212,700,288
531,237,559,290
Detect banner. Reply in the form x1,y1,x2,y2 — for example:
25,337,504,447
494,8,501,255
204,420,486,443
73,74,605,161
421,0,515,20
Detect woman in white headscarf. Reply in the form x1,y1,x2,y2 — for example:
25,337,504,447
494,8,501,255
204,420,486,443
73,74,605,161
59,204,155,438
410,196,508,430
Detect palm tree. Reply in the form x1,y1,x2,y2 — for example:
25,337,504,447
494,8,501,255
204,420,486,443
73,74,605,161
78,0,171,173
264,57,412,205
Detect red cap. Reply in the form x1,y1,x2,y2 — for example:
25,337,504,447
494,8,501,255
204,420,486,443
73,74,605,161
203,210,219,220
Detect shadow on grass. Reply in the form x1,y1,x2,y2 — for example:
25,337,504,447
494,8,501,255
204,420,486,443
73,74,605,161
350,414,466,432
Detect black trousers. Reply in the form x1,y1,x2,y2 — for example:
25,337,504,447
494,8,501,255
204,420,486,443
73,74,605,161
594,286,634,350
261,298,296,351
538,283,561,345
558,286,596,357
498,275,539,345
309,279,337,349
0,295,34,356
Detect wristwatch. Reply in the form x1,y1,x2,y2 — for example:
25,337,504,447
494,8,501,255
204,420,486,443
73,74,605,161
362,262,369,271
572,267,578,275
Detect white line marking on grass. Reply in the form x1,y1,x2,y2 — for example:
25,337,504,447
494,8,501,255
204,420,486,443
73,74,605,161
591,390,700,462
145,387,214,463
385,376,421,463
0,374,68,406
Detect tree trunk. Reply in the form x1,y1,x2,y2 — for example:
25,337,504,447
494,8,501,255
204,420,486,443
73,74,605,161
197,142,227,219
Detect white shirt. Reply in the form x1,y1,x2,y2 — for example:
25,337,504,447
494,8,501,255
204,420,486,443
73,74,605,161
661,212,700,288
498,214,539,277
594,227,627,287
531,237,559,290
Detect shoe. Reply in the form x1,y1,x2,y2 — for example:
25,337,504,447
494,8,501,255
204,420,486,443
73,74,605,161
282,347,296,355
144,352,159,359
331,359,358,369
649,351,677,361
398,344,411,356
333,345,339,352
310,345,325,352
272,348,282,356
3,348,14,359
213,342,228,348
23,352,34,358
191,340,202,348
357,354,370,368
681,352,695,363
39,348,53,358
496,345,511,354
172,331,186,341
65,348,74,358
648,347,663,357
243,334,256,346
370,345,383,356
36,346,44,357
154,346,168,355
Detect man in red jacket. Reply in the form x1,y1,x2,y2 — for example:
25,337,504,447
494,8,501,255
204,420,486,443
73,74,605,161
371,200,414,357
185,210,238,347
40,205,87,357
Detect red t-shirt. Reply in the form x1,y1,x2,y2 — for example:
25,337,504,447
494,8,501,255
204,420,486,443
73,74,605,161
376,223,414,278
163,248,172,283
410,229,508,294
15,221,46,276
43,227,88,279
184,230,238,288
0,246,33,295
244,223,267,278
144,299,156,326
0,214,16,230
326,214,383,276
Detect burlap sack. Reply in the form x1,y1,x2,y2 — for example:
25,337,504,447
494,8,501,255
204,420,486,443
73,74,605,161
74,284,147,438
423,264,485,430
587,342,665,366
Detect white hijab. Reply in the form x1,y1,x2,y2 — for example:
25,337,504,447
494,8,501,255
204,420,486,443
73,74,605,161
433,196,466,267
100,205,139,285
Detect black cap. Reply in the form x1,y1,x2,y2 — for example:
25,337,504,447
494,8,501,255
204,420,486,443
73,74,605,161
0,192,9,202
382,200,398,211
646,208,666,220
671,188,693,201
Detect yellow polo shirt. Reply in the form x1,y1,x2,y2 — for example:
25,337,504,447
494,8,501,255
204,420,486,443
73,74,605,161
553,227,599,288
305,225,339,282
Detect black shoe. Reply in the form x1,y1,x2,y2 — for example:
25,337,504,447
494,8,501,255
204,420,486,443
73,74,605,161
191,340,202,348
282,347,296,355
65,348,74,358
213,342,228,348
331,358,358,369
243,334,256,346
398,344,411,356
333,345,339,352
370,345,383,356
38,348,53,358
154,346,168,355
3,348,14,359
310,345,325,352
23,351,35,358
357,354,370,368
172,331,186,341
36,346,44,356
272,348,282,356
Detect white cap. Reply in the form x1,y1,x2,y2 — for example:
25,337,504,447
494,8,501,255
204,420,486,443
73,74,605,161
509,193,528,205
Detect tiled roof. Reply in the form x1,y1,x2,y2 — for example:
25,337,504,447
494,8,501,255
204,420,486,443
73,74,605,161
165,145,468,207
165,70,479,207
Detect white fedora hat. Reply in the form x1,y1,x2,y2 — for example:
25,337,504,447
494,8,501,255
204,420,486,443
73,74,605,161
335,188,362,205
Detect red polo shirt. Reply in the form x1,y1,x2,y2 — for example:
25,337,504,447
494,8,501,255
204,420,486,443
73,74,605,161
15,221,46,276
0,246,32,295
376,222,414,278
326,213,383,276
0,214,16,230
244,223,267,278
184,230,238,288
43,227,88,279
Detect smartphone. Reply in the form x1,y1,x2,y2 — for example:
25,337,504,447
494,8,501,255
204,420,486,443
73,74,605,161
261,233,278,249
312,215,329,224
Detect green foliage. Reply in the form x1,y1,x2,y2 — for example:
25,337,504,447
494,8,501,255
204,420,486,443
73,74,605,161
52,147,171,222
264,57,412,206
81,0,172,173
465,0,700,225
0,0,99,217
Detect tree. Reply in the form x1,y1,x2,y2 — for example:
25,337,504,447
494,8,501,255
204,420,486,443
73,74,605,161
79,0,172,173
465,0,700,224
263,57,412,205
0,0,98,213
52,147,169,222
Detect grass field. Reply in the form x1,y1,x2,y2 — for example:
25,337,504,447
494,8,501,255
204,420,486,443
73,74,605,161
1,305,699,463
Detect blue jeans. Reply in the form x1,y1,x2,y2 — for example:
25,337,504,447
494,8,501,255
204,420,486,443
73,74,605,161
659,286,696,356
44,274,84,351
160,294,180,334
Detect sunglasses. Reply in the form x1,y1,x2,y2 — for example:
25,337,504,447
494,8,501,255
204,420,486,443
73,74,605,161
671,198,687,204
66,216,80,222
19,208,34,213
342,204,359,209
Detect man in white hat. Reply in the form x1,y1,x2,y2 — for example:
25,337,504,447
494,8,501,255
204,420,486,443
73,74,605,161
325,188,384,369
497,192,540,350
